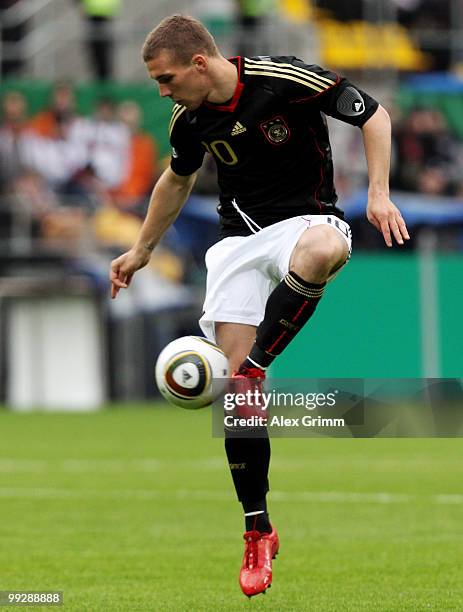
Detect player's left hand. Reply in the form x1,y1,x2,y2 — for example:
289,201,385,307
366,194,410,247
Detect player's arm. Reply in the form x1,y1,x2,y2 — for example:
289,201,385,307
361,105,410,247
110,167,196,298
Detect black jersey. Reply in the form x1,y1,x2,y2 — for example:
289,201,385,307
169,55,379,238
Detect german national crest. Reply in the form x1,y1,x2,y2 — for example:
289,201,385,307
260,116,290,145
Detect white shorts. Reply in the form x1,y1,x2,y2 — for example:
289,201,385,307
199,214,352,342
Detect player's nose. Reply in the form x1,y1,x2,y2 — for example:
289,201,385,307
158,84,172,98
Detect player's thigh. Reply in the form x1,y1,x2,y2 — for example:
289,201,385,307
200,236,275,341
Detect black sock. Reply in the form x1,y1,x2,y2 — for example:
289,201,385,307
225,435,270,530
243,271,326,369
243,498,271,533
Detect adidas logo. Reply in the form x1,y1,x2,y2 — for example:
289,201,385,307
231,121,246,136
182,369,192,383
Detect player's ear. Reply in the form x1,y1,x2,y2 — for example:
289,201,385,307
192,54,208,72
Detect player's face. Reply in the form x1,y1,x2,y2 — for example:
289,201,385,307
146,50,209,110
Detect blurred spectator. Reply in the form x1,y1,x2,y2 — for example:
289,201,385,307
315,0,363,22
0,91,30,187
10,169,59,223
393,0,422,27
1,169,55,244
93,202,143,249
110,100,160,216
416,164,450,196
93,198,185,284
59,162,110,214
2,86,87,195
393,0,451,70
29,82,79,139
0,0,26,77
16,131,87,191
77,0,121,80
69,98,130,190
392,107,461,195
235,0,277,56
4,166,89,252
29,93,127,208
0,90,28,134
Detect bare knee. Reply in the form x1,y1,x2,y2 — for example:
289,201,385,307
290,226,348,282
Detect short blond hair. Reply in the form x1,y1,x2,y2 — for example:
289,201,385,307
142,14,219,65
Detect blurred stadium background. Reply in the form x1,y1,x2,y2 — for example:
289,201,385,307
1,0,463,410
0,0,462,409
1,2,463,610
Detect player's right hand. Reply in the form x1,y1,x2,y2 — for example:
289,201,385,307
109,247,152,299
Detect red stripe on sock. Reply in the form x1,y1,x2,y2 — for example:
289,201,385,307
292,300,308,321
268,330,287,354
267,300,310,354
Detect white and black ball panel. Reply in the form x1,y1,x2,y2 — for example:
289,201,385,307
171,361,200,390
155,336,230,409
164,351,209,398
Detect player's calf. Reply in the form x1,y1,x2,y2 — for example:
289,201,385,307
215,322,256,372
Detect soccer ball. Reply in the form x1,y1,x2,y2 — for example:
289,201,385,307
155,336,229,409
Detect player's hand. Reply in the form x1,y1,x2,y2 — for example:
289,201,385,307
366,194,410,247
109,246,152,299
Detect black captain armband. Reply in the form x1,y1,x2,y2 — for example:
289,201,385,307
336,86,366,117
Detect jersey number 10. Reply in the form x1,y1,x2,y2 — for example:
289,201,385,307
202,140,239,166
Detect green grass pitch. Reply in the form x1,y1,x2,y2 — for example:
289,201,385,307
0,405,462,611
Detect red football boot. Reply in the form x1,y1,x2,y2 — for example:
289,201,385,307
239,526,280,597
230,367,267,423
231,366,266,380
268,525,280,559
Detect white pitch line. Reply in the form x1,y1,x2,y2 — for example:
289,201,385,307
0,457,460,473
270,491,413,504
435,494,463,505
0,487,462,505
0,457,225,473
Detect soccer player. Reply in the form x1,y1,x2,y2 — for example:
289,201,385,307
109,15,410,597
